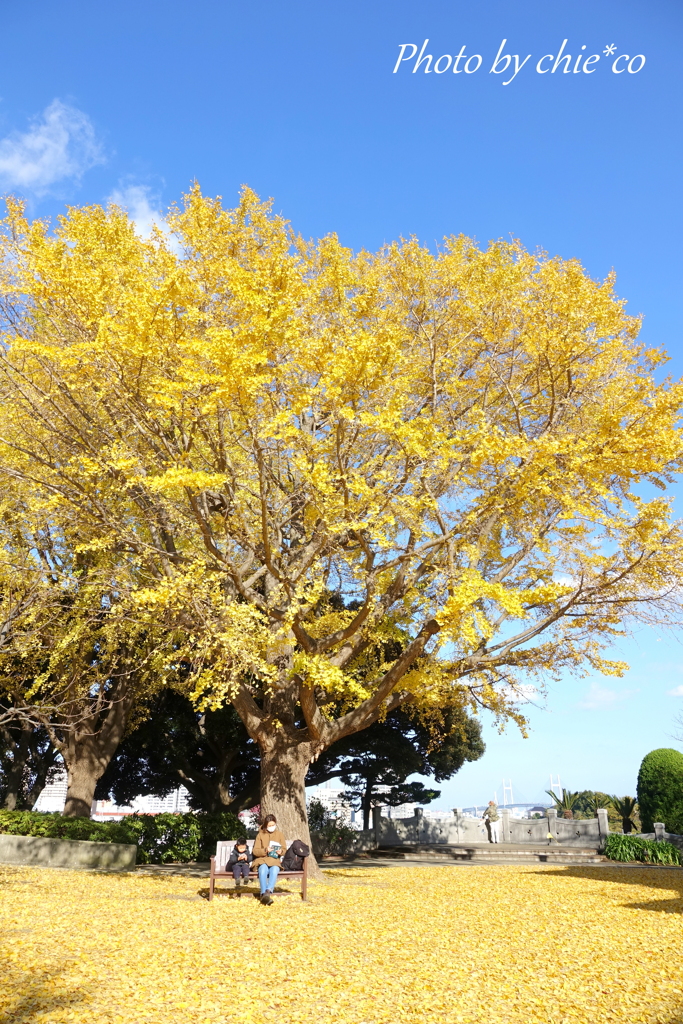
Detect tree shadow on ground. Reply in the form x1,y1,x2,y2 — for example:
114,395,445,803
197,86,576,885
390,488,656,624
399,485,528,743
1,966,89,1024
321,865,392,875
538,867,683,1024
536,865,683,914
197,882,301,900
90,863,211,884
133,862,210,878
0,867,32,888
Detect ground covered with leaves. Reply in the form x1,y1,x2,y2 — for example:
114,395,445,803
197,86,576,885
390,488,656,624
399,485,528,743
2,862,683,1024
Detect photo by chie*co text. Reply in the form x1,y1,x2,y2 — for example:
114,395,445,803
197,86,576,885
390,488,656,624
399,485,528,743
393,39,647,84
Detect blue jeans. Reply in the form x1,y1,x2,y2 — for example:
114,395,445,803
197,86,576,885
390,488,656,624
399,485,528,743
258,863,280,894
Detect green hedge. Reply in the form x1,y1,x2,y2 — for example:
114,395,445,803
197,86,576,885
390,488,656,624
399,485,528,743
604,833,681,866
0,810,243,864
0,811,133,844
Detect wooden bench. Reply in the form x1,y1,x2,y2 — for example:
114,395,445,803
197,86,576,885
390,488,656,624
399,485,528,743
209,839,308,901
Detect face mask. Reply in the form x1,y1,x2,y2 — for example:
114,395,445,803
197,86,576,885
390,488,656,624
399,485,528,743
267,824,276,832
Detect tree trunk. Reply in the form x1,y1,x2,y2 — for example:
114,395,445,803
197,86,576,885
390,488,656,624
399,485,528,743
63,752,102,818
58,687,134,817
2,766,23,810
362,781,373,831
260,738,324,880
226,777,260,816
174,767,226,814
1,726,30,810
62,729,123,817
1,717,61,810
175,760,260,814
231,626,442,880
24,744,60,810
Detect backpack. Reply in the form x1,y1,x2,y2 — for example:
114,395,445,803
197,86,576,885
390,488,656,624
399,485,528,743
282,839,310,871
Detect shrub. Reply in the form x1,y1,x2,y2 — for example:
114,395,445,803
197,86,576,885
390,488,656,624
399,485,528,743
0,810,132,844
116,813,201,864
195,812,244,860
313,819,357,856
604,833,681,865
637,748,683,833
0,809,243,864
307,798,357,857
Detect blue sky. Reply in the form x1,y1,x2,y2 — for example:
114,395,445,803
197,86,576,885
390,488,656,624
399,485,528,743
1,0,682,806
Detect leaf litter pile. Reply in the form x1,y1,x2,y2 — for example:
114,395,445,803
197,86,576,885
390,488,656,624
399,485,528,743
1,863,683,1024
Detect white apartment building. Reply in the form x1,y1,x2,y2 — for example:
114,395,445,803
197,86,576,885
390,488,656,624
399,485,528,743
33,771,68,813
92,788,192,819
32,770,192,818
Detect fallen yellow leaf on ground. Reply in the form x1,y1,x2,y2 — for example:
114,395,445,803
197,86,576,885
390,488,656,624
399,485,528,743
1,863,682,1023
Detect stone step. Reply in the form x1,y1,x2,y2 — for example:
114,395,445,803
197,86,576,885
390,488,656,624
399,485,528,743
377,843,602,854
374,844,607,865
441,852,606,864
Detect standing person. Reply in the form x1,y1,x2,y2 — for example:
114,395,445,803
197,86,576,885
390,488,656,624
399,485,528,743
251,813,286,905
227,837,253,888
482,801,500,843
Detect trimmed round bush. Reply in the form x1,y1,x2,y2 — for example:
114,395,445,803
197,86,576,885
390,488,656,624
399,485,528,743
637,748,683,834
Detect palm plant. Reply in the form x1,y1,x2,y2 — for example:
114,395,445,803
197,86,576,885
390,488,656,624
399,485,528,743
545,788,581,819
610,795,639,834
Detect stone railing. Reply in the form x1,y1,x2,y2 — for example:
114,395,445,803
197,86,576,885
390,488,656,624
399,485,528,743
370,806,610,849
638,823,683,851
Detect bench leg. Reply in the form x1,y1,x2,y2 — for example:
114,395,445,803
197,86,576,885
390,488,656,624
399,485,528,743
209,858,215,902
301,860,308,901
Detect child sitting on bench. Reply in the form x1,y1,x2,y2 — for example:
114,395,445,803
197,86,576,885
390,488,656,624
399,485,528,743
227,838,253,887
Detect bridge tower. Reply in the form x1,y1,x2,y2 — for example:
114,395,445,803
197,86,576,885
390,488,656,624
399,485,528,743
549,774,562,799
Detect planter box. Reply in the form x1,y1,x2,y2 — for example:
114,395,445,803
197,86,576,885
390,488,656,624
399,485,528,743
0,833,137,871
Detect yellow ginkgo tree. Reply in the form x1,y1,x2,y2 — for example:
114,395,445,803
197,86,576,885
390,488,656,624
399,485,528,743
0,485,174,815
0,186,682,844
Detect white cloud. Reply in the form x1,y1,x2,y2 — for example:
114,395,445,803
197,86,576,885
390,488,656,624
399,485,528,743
500,683,538,705
577,681,635,710
0,100,104,195
107,184,167,239
667,685,683,697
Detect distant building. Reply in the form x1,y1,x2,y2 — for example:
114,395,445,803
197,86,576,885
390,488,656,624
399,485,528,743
306,784,357,825
33,770,192,818
92,788,191,819
33,771,67,812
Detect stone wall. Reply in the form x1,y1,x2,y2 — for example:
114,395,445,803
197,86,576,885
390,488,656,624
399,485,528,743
0,833,137,871
371,806,610,849
639,824,683,852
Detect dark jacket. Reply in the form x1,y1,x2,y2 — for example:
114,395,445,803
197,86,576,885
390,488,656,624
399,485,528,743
281,839,310,871
227,844,253,869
